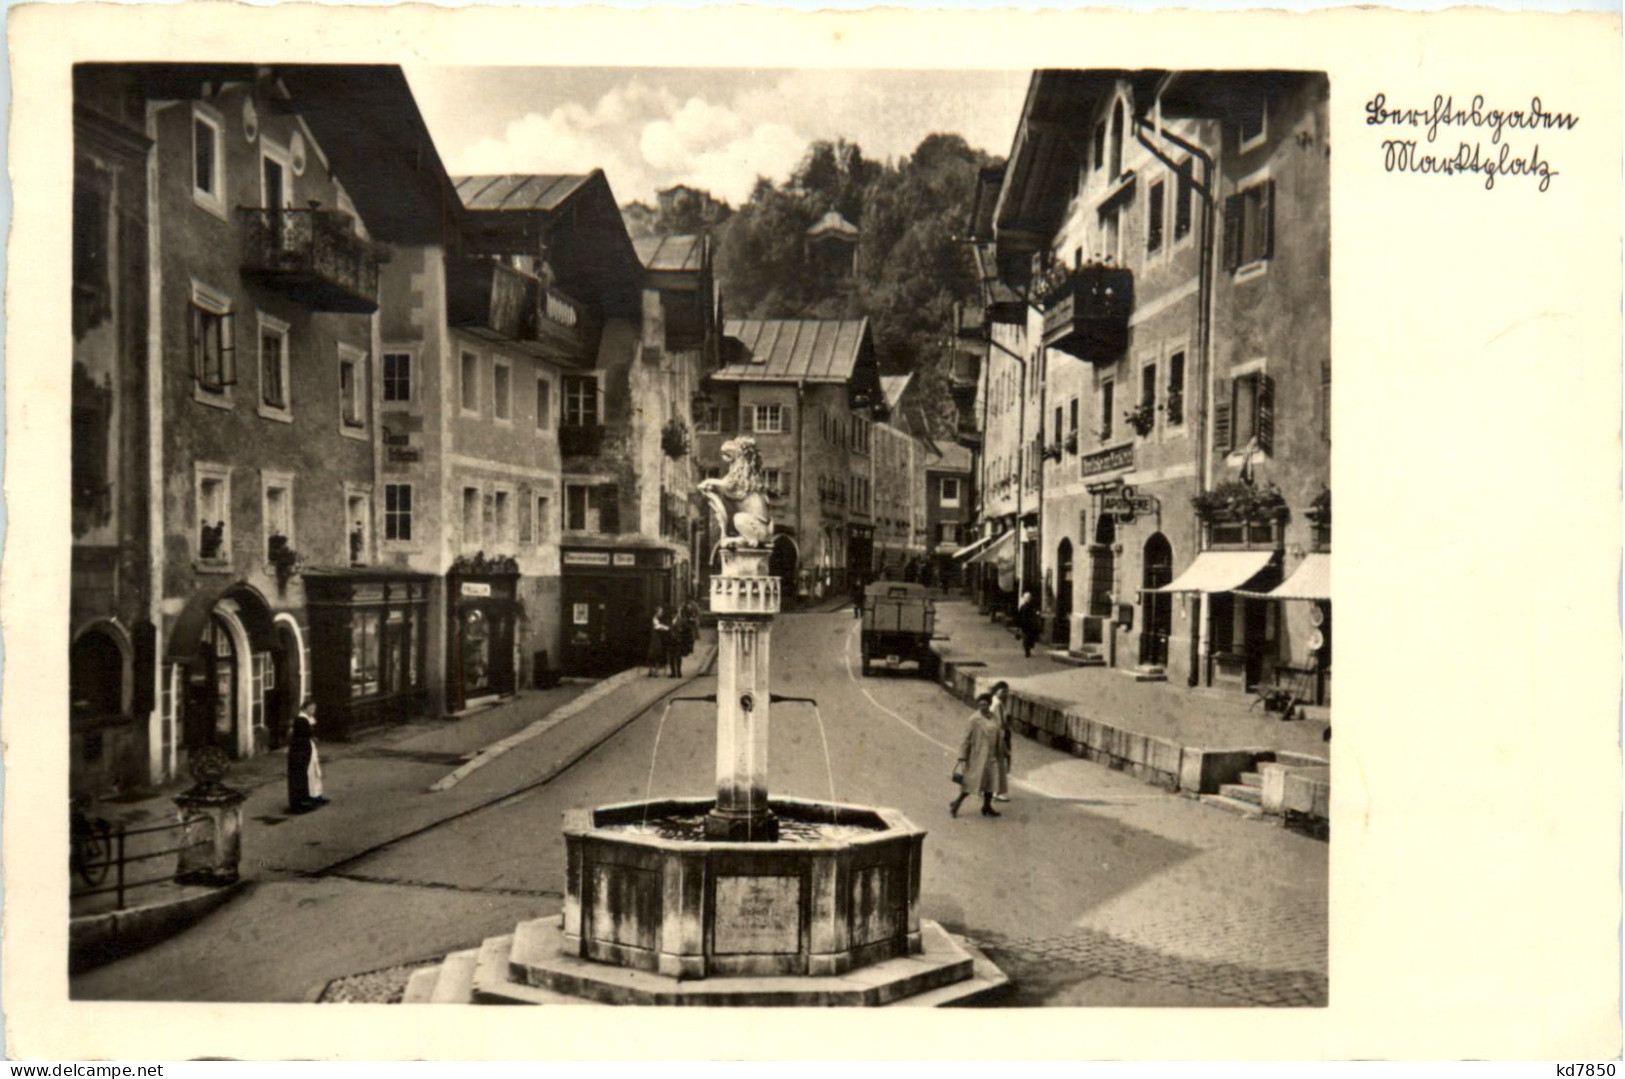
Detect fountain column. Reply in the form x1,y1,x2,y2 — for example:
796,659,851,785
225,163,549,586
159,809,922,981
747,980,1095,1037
705,546,780,842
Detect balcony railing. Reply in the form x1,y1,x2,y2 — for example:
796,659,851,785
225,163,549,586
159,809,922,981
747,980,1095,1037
239,207,380,314
954,412,983,449
447,257,590,362
1039,264,1135,363
558,423,606,457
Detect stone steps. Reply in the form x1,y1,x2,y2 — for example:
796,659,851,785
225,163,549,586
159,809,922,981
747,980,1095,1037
1218,782,1264,806
1200,792,1266,818
401,964,441,1004
1048,650,1106,667
428,948,479,1003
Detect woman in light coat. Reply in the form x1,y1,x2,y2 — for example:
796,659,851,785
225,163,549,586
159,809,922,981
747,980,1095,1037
989,680,1013,802
951,693,1003,818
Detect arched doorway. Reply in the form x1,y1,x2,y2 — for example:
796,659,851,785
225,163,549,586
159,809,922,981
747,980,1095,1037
1054,539,1074,647
185,612,242,756
1141,533,1174,667
1086,515,1116,619
770,534,799,606
71,626,127,722
170,583,276,761
268,616,305,751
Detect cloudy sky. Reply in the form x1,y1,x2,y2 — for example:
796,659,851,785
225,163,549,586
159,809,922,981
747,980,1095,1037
404,67,1031,207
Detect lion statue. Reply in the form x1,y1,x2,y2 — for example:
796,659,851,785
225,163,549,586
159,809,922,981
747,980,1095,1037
699,436,773,548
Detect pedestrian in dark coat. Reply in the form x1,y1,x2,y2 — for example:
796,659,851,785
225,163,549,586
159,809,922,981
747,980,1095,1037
951,694,1004,818
670,605,696,678
852,576,866,618
286,699,327,813
647,607,671,676
1017,590,1039,657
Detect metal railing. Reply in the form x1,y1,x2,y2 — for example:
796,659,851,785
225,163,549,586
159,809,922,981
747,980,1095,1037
71,810,210,912
238,206,381,304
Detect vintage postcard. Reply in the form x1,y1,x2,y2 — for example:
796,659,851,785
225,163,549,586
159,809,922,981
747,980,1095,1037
4,0,1620,1061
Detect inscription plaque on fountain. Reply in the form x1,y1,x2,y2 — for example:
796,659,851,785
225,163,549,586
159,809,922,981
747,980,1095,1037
713,875,800,954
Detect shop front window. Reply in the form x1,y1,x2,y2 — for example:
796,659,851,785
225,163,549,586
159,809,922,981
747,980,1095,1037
351,610,381,697
461,607,493,697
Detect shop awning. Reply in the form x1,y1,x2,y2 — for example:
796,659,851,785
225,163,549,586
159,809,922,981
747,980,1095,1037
952,533,998,561
1151,550,1277,594
1236,553,1330,600
965,531,1015,566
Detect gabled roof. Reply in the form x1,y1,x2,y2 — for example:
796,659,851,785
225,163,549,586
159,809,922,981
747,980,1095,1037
454,174,593,212
635,234,708,273
927,442,973,472
880,373,914,413
715,319,871,383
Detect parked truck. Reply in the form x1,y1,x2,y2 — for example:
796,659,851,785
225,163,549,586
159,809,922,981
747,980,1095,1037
860,582,939,678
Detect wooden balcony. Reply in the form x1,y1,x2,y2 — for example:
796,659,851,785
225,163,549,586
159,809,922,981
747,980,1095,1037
954,411,983,449
447,257,591,364
239,207,380,314
1040,264,1134,362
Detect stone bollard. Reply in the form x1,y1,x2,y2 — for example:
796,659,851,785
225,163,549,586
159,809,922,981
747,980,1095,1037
172,747,247,886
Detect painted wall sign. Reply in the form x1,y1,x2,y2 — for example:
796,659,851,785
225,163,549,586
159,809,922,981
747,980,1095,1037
461,582,492,598
1081,443,1135,477
612,553,637,566
564,552,611,566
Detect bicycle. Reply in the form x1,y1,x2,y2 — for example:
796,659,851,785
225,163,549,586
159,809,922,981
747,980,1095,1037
70,796,113,888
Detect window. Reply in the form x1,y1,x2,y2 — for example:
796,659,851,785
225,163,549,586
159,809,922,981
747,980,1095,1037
260,138,293,211
1224,180,1275,272
1069,397,1080,443
1099,379,1115,442
383,352,411,403
535,377,552,429
565,484,620,533
1052,406,1063,449
191,105,225,217
563,376,598,426
347,491,370,564
262,473,293,559
940,477,961,507
339,346,367,432
1099,204,1121,264
189,283,235,398
384,484,413,542
1237,91,1267,152
493,362,512,422
1175,160,1194,240
937,522,959,545
494,490,512,544
695,402,721,434
1110,100,1125,178
1167,351,1187,427
1213,370,1275,456
351,610,381,698
1093,122,1106,172
195,463,231,564
1147,180,1165,252
1141,363,1157,410
462,487,481,545
763,469,783,497
535,495,550,544
461,352,481,414
257,313,290,419
754,404,783,433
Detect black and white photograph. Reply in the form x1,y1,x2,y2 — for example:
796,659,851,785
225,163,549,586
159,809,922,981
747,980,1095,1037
7,0,1620,1062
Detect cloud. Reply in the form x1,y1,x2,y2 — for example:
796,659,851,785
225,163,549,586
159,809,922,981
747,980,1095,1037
435,70,1028,207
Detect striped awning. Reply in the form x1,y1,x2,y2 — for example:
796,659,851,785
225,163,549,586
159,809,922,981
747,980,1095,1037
1152,550,1277,594
1237,553,1330,601
965,530,1015,566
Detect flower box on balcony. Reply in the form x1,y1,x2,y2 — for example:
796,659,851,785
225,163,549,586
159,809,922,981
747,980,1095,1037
1125,404,1156,438
239,206,380,314
1041,263,1134,363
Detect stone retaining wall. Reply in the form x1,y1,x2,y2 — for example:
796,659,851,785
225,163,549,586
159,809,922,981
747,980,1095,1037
937,655,1329,833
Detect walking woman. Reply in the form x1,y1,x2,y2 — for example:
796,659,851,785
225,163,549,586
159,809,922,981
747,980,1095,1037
670,603,696,678
647,606,671,677
989,680,1013,803
951,693,1004,819
286,698,327,814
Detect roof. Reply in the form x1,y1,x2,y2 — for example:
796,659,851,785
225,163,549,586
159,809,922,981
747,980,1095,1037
453,175,595,213
927,443,973,472
880,374,913,413
715,319,871,383
635,234,707,273
807,210,860,239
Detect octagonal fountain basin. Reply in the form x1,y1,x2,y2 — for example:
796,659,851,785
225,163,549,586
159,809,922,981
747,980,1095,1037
561,797,925,980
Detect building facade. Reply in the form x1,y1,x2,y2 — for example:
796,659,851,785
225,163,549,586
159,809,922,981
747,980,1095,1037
696,319,883,604
980,69,1330,701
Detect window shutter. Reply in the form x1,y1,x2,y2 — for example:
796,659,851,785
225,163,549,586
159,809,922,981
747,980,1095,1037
781,405,793,434
219,312,237,386
1212,397,1232,454
1262,180,1276,261
1256,373,1275,456
741,407,754,433
596,485,620,535
1223,194,1243,271
519,488,534,545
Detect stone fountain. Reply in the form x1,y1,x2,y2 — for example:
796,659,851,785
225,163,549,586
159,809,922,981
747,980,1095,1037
401,439,1004,1006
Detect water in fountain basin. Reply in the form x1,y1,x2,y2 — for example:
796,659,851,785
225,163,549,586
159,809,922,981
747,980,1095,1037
603,813,878,844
